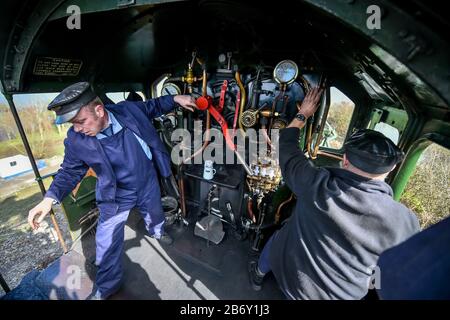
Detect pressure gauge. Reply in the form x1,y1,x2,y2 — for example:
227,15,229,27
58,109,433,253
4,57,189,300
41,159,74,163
161,82,181,96
273,60,299,85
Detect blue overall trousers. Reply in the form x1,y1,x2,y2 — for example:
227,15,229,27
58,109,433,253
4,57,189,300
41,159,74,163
95,126,165,298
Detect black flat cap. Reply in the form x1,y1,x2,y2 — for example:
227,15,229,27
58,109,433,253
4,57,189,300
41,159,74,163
344,129,404,174
48,82,97,124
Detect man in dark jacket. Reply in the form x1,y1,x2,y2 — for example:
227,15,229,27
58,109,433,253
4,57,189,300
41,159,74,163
28,82,196,299
249,87,420,299
377,215,450,299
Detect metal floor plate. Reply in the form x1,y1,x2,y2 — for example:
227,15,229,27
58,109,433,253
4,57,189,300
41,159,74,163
12,209,284,300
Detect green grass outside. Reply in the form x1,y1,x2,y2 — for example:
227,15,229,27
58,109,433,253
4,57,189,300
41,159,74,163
0,132,65,159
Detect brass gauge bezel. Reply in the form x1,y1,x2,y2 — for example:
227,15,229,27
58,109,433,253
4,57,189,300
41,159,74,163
160,82,181,96
273,59,299,85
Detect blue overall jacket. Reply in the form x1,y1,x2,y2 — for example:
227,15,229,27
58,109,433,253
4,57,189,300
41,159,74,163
46,96,175,215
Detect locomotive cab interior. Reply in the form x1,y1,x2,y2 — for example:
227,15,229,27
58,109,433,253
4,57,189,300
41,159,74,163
1,0,449,299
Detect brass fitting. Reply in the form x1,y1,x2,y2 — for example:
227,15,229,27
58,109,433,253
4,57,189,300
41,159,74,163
182,65,198,86
259,110,281,118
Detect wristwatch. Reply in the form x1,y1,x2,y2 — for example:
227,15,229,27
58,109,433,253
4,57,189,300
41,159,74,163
295,112,307,122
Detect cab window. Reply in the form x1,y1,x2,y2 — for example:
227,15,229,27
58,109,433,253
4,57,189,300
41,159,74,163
106,92,145,103
319,87,355,150
400,143,450,229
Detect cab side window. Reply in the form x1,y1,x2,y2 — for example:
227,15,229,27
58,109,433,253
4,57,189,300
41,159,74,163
400,143,450,229
319,87,355,150
106,91,145,103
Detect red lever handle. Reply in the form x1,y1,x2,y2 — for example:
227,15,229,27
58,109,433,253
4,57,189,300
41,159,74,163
196,96,212,111
195,96,236,151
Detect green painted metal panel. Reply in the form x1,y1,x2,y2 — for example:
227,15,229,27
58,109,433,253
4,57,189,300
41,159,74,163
60,176,97,241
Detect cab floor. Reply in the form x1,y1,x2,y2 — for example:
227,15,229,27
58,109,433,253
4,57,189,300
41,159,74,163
35,208,285,300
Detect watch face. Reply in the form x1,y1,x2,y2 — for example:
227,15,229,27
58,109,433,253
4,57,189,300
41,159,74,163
296,113,306,121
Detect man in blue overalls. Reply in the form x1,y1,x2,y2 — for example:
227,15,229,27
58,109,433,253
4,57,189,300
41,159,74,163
28,82,196,299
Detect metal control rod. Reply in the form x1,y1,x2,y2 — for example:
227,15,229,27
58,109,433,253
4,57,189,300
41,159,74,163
196,96,254,176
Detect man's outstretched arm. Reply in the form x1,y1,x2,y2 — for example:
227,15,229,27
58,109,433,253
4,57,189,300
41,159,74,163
138,95,196,119
279,87,324,195
28,140,88,230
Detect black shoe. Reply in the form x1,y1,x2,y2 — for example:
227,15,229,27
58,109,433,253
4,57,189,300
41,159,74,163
150,232,173,245
248,261,264,291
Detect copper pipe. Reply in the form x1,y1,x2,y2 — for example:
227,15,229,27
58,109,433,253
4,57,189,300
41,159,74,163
247,197,256,223
281,93,289,115
275,193,294,224
49,211,68,253
201,67,207,97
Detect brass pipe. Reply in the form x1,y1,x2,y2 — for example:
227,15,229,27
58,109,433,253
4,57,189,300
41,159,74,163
182,67,210,164
306,119,314,158
182,53,203,93
260,110,281,118
316,150,343,161
235,71,247,136
275,193,294,224
49,212,68,253
311,90,330,158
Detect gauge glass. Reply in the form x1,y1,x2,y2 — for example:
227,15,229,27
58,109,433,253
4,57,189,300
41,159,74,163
273,60,299,84
161,82,181,96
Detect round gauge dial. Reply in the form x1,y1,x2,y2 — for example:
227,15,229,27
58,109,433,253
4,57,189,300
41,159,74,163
161,82,181,96
273,60,299,84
